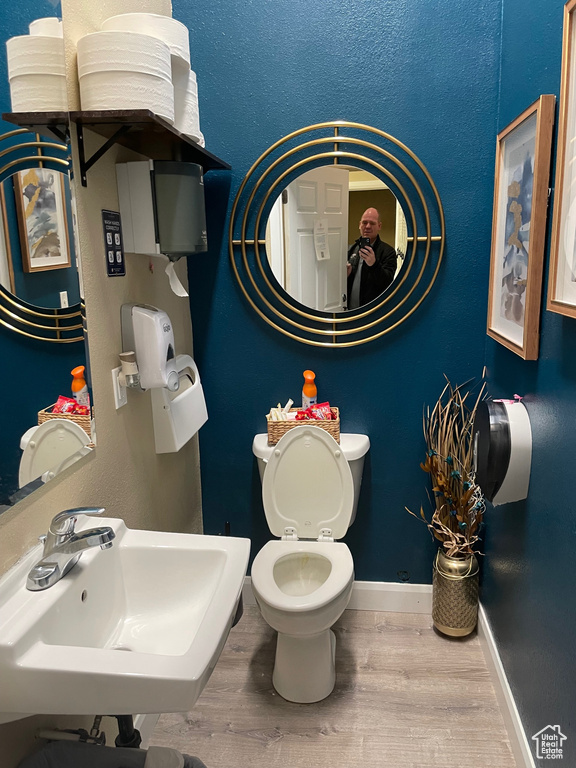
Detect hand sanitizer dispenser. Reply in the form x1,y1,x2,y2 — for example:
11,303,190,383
121,304,179,391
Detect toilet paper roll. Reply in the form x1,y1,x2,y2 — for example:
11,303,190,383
101,13,190,66
7,35,66,78
79,70,174,123
173,66,201,139
29,18,63,37
9,73,68,112
77,31,171,80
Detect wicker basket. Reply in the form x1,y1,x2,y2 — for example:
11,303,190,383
267,408,340,445
38,404,92,439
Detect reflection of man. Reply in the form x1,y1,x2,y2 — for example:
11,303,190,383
346,207,397,309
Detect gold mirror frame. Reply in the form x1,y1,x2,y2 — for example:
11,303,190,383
0,128,84,343
229,121,445,347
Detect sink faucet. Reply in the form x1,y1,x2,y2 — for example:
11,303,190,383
27,507,115,591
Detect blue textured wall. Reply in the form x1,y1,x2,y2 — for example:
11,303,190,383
0,0,84,505
483,0,574,756
177,0,501,582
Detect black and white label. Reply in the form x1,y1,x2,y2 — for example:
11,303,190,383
102,210,125,277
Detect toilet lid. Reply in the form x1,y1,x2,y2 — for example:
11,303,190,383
262,426,354,540
19,419,91,488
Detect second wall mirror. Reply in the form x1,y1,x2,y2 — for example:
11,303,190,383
230,121,445,347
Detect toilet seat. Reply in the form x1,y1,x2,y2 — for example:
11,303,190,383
262,426,354,540
19,419,91,488
251,540,353,611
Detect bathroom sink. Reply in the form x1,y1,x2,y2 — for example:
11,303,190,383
0,518,250,723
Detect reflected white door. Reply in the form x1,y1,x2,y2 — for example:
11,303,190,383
284,167,349,311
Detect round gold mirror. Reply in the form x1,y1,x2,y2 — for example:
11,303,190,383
0,128,83,343
230,121,445,347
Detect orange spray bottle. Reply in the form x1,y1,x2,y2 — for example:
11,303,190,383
302,370,317,409
71,365,90,407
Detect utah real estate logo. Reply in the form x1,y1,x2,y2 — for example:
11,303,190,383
532,725,567,760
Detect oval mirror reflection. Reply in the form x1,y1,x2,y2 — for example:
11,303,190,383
265,166,407,312
0,167,80,309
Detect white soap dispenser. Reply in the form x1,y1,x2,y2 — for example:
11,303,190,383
121,304,179,391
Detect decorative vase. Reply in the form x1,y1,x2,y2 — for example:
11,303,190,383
432,549,479,637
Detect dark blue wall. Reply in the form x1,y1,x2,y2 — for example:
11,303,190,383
0,0,85,505
178,0,501,581
483,0,574,757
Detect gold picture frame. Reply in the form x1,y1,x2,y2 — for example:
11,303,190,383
548,0,576,317
487,94,555,360
14,167,71,273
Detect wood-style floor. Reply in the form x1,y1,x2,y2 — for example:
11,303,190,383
150,605,517,768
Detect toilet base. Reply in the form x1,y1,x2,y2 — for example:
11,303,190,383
272,628,337,703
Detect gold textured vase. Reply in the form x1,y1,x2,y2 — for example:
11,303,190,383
432,549,479,637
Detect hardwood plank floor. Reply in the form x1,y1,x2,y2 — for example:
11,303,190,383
150,606,517,768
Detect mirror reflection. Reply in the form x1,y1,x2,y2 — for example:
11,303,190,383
0,152,90,512
0,168,81,307
0,166,89,511
265,167,407,312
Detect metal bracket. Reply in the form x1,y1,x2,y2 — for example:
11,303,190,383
76,121,132,186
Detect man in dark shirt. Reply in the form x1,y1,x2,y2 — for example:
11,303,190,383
347,207,397,309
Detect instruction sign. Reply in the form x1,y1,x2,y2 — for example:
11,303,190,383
102,209,125,277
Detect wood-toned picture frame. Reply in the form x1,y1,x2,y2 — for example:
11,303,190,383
0,183,15,293
549,0,576,317
14,168,70,273
487,94,555,360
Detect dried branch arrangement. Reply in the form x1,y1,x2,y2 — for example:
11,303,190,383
407,377,487,558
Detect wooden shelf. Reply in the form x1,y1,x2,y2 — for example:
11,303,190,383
69,110,230,184
3,110,230,185
2,112,69,143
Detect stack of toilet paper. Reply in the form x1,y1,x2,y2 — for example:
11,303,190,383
77,12,204,142
6,18,67,112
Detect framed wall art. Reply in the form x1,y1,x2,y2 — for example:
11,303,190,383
549,0,576,317
0,183,15,293
487,94,555,360
14,167,71,273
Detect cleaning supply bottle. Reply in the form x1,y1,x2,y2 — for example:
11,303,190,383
302,370,317,409
71,365,90,407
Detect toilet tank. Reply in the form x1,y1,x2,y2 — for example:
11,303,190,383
252,432,370,526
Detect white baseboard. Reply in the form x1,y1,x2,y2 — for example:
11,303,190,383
243,576,432,613
477,604,535,768
243,576,532,767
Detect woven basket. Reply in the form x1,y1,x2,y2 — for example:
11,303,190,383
38,404,92,439
267,407,340,445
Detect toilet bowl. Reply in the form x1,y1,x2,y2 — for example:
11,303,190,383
251,426,369,703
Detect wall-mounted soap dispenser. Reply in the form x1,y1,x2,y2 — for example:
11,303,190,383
473,399,532,505
116,161,207,259
121,304,179,391
120,303,208,453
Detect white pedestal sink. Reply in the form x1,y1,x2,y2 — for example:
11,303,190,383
0,518,250,723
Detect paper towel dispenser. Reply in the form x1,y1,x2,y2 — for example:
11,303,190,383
116,160,207,259
473,399,532,505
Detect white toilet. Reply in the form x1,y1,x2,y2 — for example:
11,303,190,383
19,419,92,488
251,427,370,703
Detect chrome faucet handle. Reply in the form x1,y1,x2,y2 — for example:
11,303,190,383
48,507,106,543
